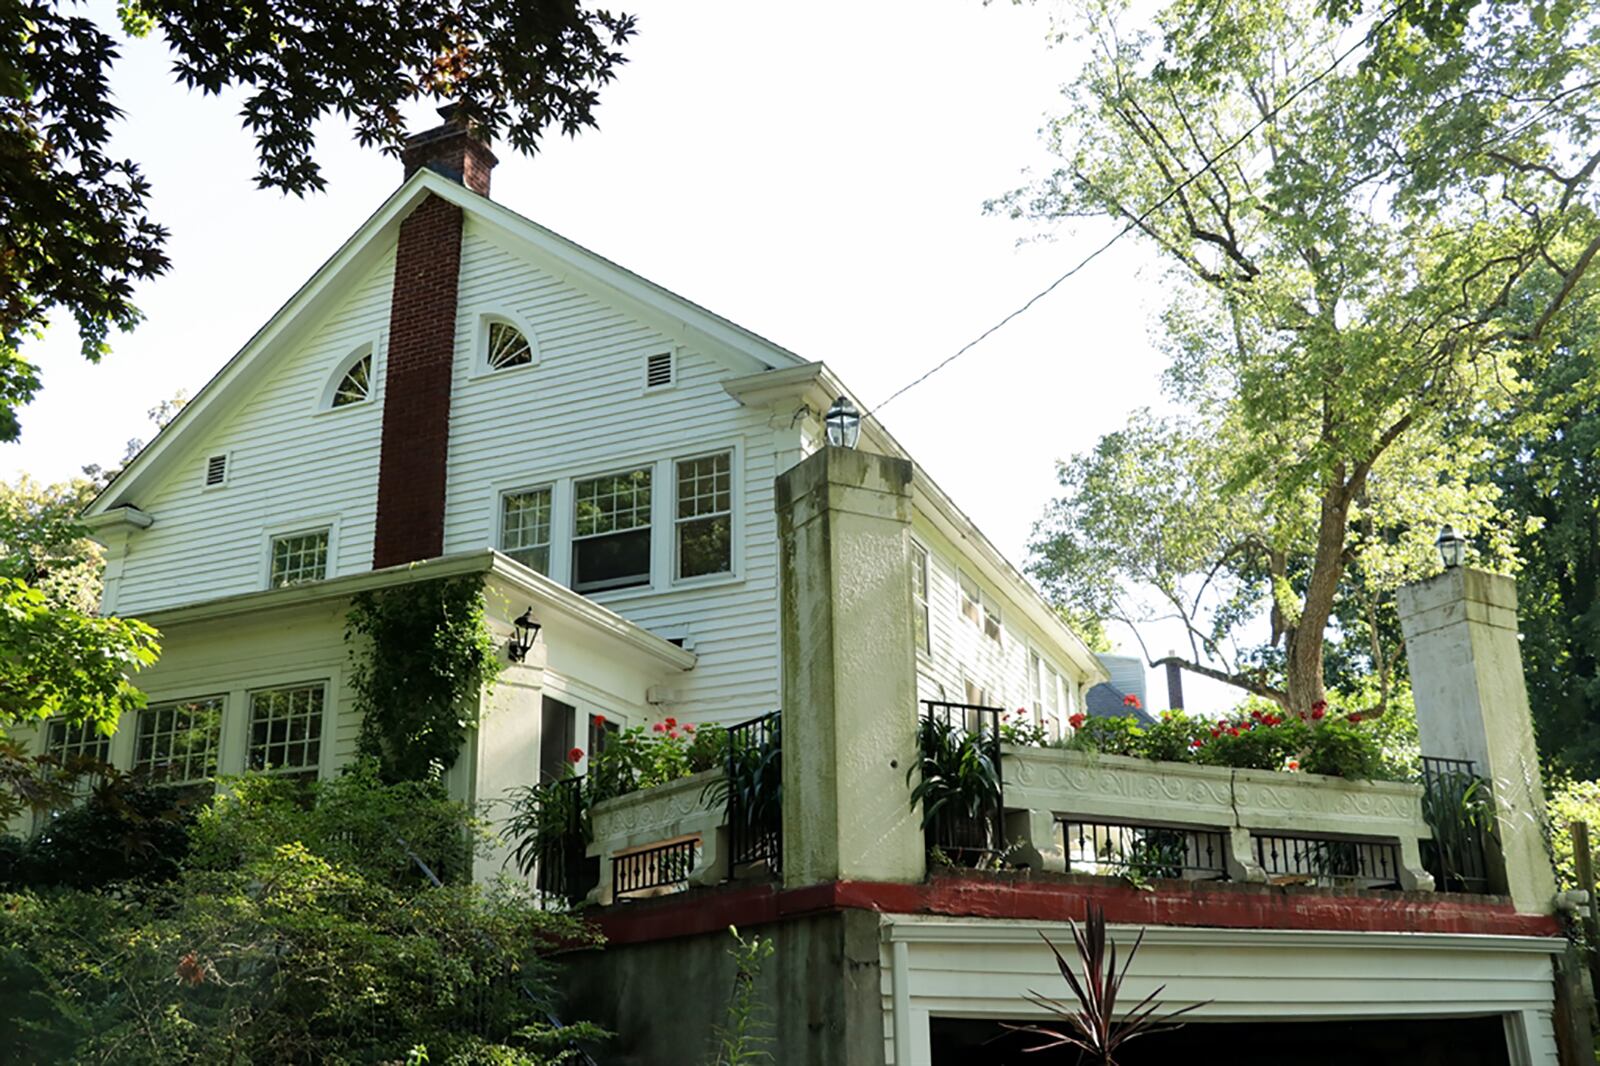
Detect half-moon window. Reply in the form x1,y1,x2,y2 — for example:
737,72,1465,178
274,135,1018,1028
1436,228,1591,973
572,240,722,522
331,352,372,407
487,321,534,371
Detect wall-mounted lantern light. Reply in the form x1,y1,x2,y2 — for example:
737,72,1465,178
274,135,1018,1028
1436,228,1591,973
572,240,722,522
825,395,861,449
508,607,542,662
1436,524,1467,570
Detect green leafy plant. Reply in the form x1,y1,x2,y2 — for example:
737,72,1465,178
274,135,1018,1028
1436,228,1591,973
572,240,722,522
1137,711,1207,763
707,926,775,1065
702,719,781,853
1055,715,1142,758
1009,905,1204,1063
908,715,1002,860
1299,717,1390,781
347,576,499,783
999,709,1049,747
1195,713,1310,771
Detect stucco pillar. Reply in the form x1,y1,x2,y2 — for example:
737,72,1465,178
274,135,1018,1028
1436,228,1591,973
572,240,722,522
469,643,546,882
775,446,926,886
1397,568,1557,914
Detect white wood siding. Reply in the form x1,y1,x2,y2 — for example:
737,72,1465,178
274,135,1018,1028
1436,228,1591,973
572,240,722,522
441,221,781,725
109,250,395,614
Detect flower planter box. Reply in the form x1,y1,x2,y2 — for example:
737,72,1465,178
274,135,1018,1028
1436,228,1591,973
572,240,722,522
586,769,728,904
1000,745,1434,890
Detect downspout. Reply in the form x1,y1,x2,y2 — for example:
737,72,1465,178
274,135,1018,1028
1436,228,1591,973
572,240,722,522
891,937,913,1063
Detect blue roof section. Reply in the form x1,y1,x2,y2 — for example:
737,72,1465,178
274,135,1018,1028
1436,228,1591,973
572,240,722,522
1085,681,1157,725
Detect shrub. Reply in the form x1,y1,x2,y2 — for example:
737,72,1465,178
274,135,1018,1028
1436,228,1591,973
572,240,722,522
1195,713,1309,771
1055,715,1142,757
1548,775,1600,890
0,775,203,890
1139,710,1208,762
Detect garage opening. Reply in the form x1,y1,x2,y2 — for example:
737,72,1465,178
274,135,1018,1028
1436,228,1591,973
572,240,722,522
929,1013,1511,1065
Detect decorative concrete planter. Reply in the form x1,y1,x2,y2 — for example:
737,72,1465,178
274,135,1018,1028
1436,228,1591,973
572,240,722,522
586,769,728,905
999,745,1434,890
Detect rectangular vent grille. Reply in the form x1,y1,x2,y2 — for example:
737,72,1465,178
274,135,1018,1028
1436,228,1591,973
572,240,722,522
645,351,674,388
204,454,228,487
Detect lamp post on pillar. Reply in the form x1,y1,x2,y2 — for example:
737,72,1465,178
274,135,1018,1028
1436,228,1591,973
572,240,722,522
1398,566,1557,914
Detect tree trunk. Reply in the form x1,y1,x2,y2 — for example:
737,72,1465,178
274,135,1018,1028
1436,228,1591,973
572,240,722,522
1284,482,1353,714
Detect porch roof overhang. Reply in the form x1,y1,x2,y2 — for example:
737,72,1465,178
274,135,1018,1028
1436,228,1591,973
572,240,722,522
134,549,697,674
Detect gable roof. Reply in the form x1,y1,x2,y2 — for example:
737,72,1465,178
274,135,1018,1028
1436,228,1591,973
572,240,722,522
87,169,806,517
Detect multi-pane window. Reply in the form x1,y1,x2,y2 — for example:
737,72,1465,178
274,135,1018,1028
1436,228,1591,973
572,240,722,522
44,719,112,797
270,530,329,588
487,321,534,371
1043,662,1062,736
1028,650,1043,721
135,698,223,784
573,467,652,592
675,452,732,580
501,488,553,575
958,570,1002,643
248,684,325,778
331,353,372,407
911,543,931,655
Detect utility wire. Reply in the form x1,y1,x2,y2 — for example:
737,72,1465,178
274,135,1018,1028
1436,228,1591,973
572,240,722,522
863,8,1397,420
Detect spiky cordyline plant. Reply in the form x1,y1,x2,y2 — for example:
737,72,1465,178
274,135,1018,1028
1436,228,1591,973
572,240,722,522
1009,905,1205,1063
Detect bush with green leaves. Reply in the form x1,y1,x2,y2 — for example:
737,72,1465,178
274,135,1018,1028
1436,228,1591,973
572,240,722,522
908,715,1002,857
0,765,604,1065
0,775,204,890
1055,715,1142,758
1548,775,1600,891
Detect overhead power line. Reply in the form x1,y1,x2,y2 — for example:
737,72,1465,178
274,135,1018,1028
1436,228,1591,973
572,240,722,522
864,9,1397,421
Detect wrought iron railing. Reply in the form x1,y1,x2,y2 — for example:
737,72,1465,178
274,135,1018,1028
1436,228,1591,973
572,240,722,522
613,838,700,899
1061,819,1229,882
1253,833,1402,889
726,710,781,875
533,776,600,905
918,701,1004,863
1419,755,1493,894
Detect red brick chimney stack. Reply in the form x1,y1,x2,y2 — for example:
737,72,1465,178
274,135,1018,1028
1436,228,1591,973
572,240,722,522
371,106,497,569
400,103,498,197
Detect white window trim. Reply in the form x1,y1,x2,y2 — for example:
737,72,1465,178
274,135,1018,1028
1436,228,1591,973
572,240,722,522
910,537,932,660
473,311,541,379
200,449,233,491
640,346,679,393
570,462,657,595
261,519,339,590
316,336,381,413
496,482,555,574
132,694,227,785
244,678,333,779
670,445,742,588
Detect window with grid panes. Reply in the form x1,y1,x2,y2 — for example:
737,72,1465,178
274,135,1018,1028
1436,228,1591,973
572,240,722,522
675,452,732,579
135,698,223,784
1028,650,1043,720
270,529,328,588
44,719,111,794
911,543,931,655
248,684,325,778
572,467,652,591
1043,662,1062,736
501,488,552,574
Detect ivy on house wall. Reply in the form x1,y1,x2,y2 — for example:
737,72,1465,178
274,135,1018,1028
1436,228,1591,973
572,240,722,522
346,576,500,783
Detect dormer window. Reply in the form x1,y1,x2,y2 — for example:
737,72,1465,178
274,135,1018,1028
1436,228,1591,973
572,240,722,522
486,320,534,371
331,352,371,407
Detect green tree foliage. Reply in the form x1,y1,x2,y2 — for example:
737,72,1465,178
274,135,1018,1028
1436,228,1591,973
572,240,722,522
1490,310,1600,773
0,1,635,441
0,763,603,1064
1007,0,1600,713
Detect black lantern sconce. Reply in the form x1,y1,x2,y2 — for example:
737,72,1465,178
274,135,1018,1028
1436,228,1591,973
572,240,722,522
825,395,861,449
1435,524,1467,570
508,607,542,663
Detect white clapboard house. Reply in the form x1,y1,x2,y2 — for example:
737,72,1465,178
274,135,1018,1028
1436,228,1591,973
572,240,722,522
20,110,1581,1065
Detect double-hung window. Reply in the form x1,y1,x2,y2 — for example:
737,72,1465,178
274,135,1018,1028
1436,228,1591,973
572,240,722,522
1028,650,1043,721
135,698,223,784
911,543,931,656
248,683,325,779
44,719,112,797
1043,662,1062,735
573,467,653,592
958,570,1002,643
501,488,553,574
675,451,732,580
270,529,329,588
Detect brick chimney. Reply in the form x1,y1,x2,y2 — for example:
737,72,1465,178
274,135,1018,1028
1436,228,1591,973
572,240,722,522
401,103,497,197
372,107,496,568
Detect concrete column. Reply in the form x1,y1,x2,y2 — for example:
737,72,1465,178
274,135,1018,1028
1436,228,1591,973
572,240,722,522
1398,568,1557,914
775,446,926,886
468,643,546,882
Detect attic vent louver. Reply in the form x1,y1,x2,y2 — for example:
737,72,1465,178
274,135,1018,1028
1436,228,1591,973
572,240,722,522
204,454,228,487
645,351,674,389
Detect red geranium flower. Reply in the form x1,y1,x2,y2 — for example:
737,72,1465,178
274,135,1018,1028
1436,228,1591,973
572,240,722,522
684,723,697,733
1068,712,1087,729
1228,727,1241,737
665,717,677,728
652,722,667,733
592,714,606,725
1122,694,1142,710
568,747,584,763
1250,709,1262,721
1311,699,1328,712
1347,713,1364,724
1311,706,1326,721
1191,738,1205,748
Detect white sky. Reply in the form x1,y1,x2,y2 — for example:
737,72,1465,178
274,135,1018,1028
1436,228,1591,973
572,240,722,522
2,0,1234,711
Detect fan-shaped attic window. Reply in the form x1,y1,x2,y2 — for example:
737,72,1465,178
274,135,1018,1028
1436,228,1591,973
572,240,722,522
486,320,534,371
332,353,372,407
321,343,375,411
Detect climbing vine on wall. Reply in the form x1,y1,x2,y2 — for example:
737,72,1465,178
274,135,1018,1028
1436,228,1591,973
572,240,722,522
346,576,500,782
